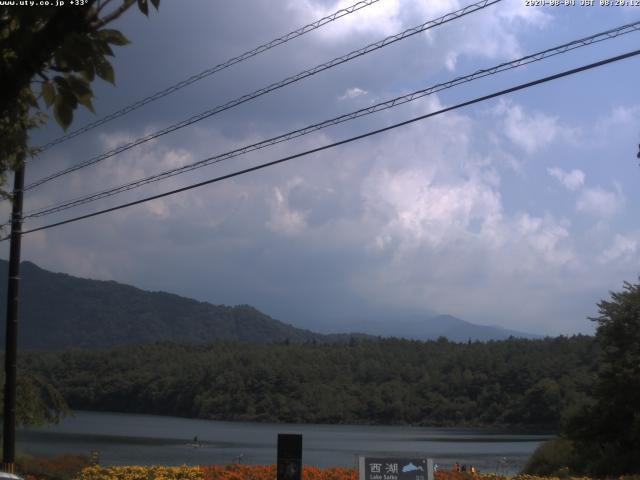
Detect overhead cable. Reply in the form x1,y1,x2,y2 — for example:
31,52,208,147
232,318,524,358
21,20,640,220
24,0,501,191
33,0,383,153
8,48,639,240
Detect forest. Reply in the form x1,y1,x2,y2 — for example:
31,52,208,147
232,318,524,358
22,335,598,430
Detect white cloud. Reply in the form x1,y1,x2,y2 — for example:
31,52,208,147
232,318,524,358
548,167,585,191
494,100,577,155
290,0,403,40
364,167,502,250
329,108,584,334
292,0,549,77
576,185,624,218
598,105,640,129
600,234,638,264
589,105,640,148
267,179,308,235
515,213,574,267
409,0,550,63
339,87,368,100
146,199,170,218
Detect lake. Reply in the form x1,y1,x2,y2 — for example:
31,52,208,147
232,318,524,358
17,411,552,474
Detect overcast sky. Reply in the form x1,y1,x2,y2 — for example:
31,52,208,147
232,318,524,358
3,0,640,336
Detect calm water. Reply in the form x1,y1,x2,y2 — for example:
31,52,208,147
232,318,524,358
17,411,552,474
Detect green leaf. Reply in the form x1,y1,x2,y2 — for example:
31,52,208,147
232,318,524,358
95,58,115,85
58,86,78,110
137,0,149,16
81,62,95,82
53,50,69,71
42,81,55,107
24,90,38,109
150,0,160,9
57,37,85,71
53,98,73,131
66,75,92,97
69,34,95,58
77,94,95,114
53,75,70,91
97,29,130,46
95,40,115,57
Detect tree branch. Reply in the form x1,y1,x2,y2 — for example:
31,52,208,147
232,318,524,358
0,3,96,116
91,0,136,29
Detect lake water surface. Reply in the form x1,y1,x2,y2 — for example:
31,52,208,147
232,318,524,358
17,411,552,474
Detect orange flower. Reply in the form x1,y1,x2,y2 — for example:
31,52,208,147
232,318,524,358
198,464,356,480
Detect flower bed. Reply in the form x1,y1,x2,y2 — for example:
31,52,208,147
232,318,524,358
73,464,640,480
199,465,356,480
75,465,203,480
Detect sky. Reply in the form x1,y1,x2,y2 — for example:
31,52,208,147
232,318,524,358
2,0,640,336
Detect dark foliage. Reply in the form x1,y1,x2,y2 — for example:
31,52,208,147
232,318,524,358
0,370,68,427
563,280,640,476
522,437,576,476
0,1,159,194
23,336,598,429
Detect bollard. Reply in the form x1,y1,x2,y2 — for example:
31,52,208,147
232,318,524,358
277,433,302,480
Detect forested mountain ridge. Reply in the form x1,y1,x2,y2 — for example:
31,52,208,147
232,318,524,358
0,260,353,349
23,335,599,429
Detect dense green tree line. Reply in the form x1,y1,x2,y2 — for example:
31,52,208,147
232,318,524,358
0,370,68,426
524,280,640,476
22,335,597,429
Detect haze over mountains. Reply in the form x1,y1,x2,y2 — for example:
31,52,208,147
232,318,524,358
0,260,538,350
319,314,540,342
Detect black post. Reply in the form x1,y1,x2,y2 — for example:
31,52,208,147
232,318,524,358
2,163,25,473
277,434,302,480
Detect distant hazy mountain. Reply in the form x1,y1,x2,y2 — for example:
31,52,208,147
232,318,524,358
0,260,537,350
320,313,541,342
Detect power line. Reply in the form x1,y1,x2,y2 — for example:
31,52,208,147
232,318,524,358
20,20,640,220
8,48,639,241
24,0,501,191
33,0,383,154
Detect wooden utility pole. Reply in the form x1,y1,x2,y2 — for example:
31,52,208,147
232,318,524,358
2,162,25,473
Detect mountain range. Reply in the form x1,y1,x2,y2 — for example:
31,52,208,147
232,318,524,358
0,259,538,350
320,313,540,342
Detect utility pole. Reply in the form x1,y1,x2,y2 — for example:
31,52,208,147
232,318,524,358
2,162,25,474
